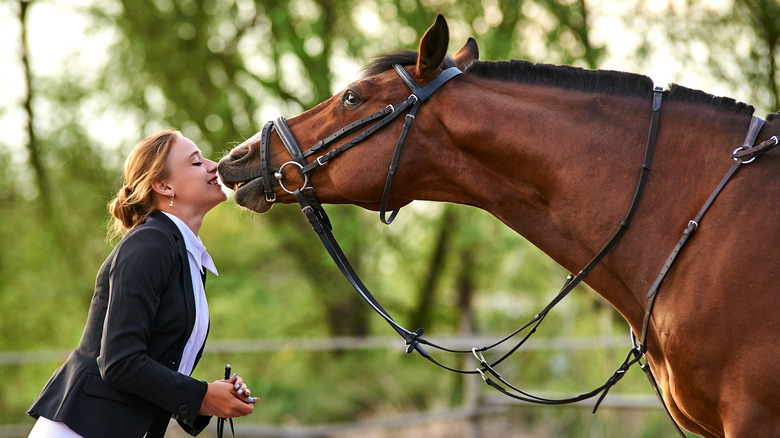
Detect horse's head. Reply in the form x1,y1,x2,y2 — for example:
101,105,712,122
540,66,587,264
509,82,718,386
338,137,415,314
218,14,478,214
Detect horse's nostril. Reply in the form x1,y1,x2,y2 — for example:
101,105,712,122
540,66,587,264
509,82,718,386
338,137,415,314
228,143,250,159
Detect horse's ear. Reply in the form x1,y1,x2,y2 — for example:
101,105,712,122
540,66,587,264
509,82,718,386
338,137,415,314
453,37,479,70
416,14,449,78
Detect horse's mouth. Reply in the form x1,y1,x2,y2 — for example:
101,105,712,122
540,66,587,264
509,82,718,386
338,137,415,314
217,159,274,214
228,176,274,213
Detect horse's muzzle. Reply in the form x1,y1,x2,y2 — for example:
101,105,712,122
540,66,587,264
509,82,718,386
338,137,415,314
217,150,274,213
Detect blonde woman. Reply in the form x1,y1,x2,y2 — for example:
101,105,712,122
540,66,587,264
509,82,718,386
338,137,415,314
27,130,256,437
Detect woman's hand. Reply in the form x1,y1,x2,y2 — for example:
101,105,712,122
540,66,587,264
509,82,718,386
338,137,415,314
198,374,258,417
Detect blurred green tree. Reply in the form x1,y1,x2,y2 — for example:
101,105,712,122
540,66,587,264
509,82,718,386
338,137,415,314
625,0,779,116
83,0,611,338
2,0,777,433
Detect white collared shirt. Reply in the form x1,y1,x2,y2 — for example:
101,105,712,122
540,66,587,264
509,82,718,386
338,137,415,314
161,212,217,376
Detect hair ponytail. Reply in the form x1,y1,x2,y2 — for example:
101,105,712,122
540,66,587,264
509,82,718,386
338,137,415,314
107,129,181,241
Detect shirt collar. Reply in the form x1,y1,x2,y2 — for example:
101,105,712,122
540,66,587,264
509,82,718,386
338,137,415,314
161,211,218,276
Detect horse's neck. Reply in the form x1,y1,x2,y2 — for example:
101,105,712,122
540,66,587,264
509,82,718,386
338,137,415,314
432,82,753,326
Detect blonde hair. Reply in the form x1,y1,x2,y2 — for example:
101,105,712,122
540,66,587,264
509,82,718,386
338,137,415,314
107,129,181,240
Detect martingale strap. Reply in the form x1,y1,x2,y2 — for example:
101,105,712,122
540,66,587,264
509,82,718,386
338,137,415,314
630,115,767,437
631,116,777,438
639,115,766,349
457,86,665,408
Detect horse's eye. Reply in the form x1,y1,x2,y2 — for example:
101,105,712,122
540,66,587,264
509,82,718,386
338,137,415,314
341,90,361,107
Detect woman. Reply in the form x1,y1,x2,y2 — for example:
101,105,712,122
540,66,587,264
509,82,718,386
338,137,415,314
27,129,256,437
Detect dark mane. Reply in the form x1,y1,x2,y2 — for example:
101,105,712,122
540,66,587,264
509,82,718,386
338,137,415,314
365,52,764,117
465,59,654,98
665,84,754,116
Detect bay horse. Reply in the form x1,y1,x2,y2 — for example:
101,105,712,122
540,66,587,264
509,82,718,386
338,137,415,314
218,14,780,437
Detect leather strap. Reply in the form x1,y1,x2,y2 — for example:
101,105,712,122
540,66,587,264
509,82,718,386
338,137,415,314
379,104,421,224
731,134,779,161
269,69,776,436
299,96,416,175
292,88,668,383
216,417,234,438
259,121,276,202
635,115,766,438
392,64,463,103
305,108,393,159
274,116,306,168
216,364,235,438
640,115,765,346
639,360,688,437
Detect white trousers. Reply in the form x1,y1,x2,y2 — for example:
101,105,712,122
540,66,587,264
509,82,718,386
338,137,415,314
28,417,84,438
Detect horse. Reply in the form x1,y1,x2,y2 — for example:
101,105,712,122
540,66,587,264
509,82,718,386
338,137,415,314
218,14,780,437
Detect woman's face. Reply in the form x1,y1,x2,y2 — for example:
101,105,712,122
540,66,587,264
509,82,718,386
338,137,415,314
164,136,227,214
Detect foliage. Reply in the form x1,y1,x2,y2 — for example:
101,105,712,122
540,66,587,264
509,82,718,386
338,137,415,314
0,0,776,436
622,0,780,116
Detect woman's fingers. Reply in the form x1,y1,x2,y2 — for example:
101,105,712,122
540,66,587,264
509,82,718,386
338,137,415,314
224,374,258,404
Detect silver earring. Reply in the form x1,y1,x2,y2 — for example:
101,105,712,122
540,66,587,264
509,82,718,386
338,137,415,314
169,195,174,207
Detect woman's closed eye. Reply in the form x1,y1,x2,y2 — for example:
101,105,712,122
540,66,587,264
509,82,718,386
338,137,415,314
193,161,204,166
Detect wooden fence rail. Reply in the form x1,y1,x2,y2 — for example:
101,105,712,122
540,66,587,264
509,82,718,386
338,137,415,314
1,335,665,437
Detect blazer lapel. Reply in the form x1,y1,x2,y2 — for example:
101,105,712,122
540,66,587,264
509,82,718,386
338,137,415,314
152,211,197,347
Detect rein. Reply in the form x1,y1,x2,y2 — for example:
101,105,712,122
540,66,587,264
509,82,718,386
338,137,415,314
252,64,778,434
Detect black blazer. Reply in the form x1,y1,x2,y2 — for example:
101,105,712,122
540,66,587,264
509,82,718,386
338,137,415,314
28,211,211,438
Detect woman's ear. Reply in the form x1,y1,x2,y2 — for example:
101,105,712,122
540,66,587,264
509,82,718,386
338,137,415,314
151,179,174,197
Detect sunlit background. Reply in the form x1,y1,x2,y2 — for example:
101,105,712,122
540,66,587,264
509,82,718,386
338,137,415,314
1,0,777,437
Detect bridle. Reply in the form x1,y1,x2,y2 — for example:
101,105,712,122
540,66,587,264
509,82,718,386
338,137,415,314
260,64,463,224
255,62,463,350
245,63,779,436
